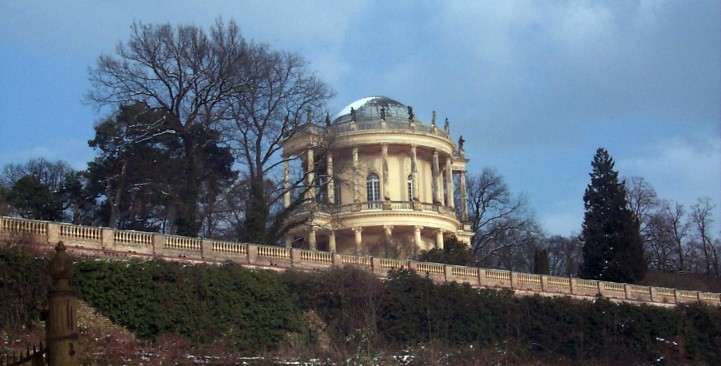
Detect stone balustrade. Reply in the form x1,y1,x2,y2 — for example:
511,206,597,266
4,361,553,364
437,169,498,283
1,216,719,308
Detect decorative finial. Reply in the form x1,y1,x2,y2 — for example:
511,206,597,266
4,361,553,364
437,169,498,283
458,135,465,152
380,106,386,120
431,110,436,127
325,112,331,126
444,118,449,132
350,107,356,122
408,106,414,121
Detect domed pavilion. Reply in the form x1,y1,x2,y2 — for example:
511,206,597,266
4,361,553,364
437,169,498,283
281,96,473,254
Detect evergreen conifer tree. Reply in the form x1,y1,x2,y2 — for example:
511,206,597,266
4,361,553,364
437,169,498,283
580,148,646,283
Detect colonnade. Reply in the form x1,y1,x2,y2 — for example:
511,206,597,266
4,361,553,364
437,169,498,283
282,143,469,252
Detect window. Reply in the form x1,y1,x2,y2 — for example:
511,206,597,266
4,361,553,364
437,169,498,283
366,173,380,202
407,174,415,201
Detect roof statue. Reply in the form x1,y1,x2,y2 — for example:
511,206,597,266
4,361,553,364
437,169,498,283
350,107,356,122
431,110,437,127
325,112,331,126
380,106,386,120
458,135,465,152
306,109,312,124
444,118,449,132
407,106,414,121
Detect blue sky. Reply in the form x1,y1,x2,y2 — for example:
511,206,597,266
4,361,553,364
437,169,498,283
1,1,719,235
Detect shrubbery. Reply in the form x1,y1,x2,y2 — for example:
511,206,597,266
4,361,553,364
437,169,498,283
2,244,720,363
74,259,302,351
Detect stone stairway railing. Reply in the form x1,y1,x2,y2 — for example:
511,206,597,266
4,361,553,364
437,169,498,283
1,216,719,307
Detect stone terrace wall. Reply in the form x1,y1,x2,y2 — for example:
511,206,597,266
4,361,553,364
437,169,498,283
2,216,719,308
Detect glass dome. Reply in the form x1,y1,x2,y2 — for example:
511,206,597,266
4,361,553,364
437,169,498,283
333,96,416,124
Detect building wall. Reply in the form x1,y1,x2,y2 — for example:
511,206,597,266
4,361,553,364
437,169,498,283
332,146,443,205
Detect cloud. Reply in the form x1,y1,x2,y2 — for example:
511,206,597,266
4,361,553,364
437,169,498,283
619,136,721,212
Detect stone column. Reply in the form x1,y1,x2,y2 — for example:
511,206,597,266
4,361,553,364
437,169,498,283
283,157,291,208
47,242,79,366
352,147,359,204
328,230,337,253
459,170,468,221
305,149,315,201
414,226,423,248
435,229,444,249
410,145,418,201
445,157,454,208
432,150,442,204
326,153,335,205
381,144,390,202
308,226,317,251
353,227,363,254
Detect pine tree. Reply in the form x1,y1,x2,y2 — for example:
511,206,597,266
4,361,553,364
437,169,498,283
580,148,646,283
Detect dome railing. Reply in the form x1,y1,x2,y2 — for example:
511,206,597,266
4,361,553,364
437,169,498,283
307,200,458,220
298,120,450,139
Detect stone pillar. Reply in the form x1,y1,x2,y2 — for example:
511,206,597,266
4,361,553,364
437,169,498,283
381,144,390,202
328,230,337,253
305,149,315,201
47,223,60,244
445,158,454,208
354,227,363,254
410,145,418,201
47,242,79,366
352,147,359,203
283,157,291,208
459,170,468,221
101,227,114,249
414,226,423,248
308,226,317,251
432,150,442,204
326,153,335,204
435,229,444,249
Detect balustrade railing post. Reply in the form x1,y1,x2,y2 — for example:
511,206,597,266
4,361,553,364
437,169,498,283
510,271,518,289
101,228,114,250
649,287,658,303
200,238,211,259
47,222,60,244
478,268,486,288
540,275,548,292
444,265,452,283
597,281,604,297
624,284,631,300
151,233,164,257
247,244,258,265
332,253,341,267
569,277,577,295
291,248,300,267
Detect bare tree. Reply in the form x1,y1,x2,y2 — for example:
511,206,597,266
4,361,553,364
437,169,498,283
626,176,658,230
690,197,719,276
644,201,689,271
224,44,333,243
1,158,74,192
545,235,583,276
466,168,538,266
87,20,246,235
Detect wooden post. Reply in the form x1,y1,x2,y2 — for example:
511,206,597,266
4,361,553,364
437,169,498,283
46,242,79,366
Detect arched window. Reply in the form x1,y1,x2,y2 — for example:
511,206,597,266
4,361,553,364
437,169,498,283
366,173,380,203
407,174,415,201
